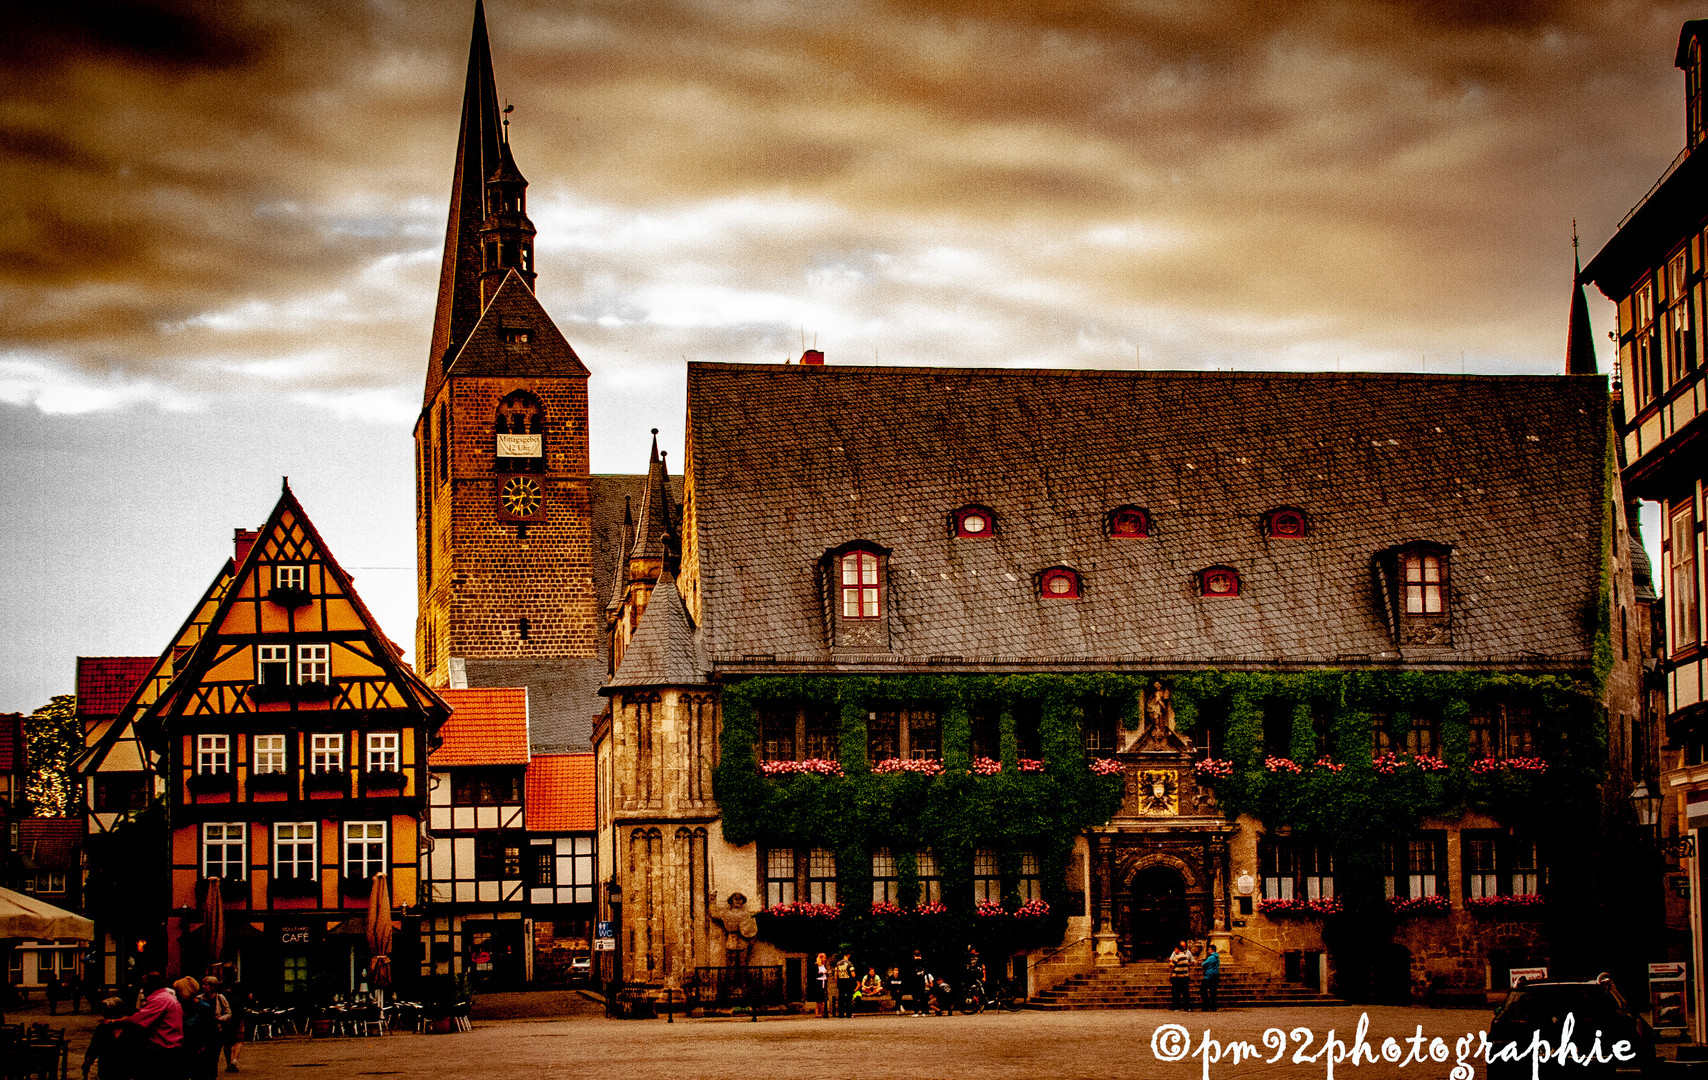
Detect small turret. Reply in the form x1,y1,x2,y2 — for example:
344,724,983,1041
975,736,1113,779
478,127,538,305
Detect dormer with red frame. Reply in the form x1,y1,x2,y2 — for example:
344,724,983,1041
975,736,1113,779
950,504,997,539
820,540,893,652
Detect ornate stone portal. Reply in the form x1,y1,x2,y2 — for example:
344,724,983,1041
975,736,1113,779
1094,687,1234,965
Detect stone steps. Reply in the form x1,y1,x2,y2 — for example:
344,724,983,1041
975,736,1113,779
1031,964,1346,1011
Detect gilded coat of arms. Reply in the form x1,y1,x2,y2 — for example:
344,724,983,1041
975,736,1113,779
1135,769,1178,816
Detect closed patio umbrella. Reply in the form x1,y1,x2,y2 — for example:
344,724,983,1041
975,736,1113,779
366,875,392,988
203,877,225,964
0,887,94,941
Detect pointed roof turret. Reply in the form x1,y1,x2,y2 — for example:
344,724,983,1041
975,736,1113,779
629,429,678,566
601,572,705,690
1567,227,1598,376
426,0,506,406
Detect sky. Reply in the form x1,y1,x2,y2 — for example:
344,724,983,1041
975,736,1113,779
0,0,1695,714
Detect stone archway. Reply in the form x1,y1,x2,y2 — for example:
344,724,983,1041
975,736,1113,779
1125,865,1190,961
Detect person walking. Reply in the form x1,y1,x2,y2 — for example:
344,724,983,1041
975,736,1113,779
824,953,841,1019
217,966,246,1073
124,971,184,1080
1199,943,1221,1012
814,953,830,1018
82,997,141,1080
835,953,857,1018
1167,941,1195,1011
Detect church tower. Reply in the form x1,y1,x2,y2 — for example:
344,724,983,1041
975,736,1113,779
415,1,597,687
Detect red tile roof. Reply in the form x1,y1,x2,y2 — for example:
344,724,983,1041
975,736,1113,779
18,818,82,869
526,753,595,831
76,656,156,718
0,713,22,773
430,687,530,766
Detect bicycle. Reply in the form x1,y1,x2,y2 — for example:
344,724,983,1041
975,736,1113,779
987,974,1026,1012
957,977,987,1014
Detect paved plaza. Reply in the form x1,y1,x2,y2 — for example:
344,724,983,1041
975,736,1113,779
217,1004,1502,1080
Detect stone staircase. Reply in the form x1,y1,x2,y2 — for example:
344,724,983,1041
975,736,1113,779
1031,961,1346,1010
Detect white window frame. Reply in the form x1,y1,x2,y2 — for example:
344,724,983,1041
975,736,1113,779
275,564,305,590
763,847,796,908
297,644,330,685
1673,504,1700,649
257,644,291,686
202,822,246,880
196,734,230,775
253,734,287,774
310,734,344,773
274,822,317,880
343,821,387,881
560,836,595,904
366,732,400,771
806,847,837,906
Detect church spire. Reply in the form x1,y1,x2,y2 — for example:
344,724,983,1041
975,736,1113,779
426,0,506,405
1567,223,1598,376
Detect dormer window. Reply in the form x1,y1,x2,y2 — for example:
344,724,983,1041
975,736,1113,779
1377,542,1452,646
1107,506,1150,538
1039,567,1081,599
1265,508,1309,538
501,327,532,347
822,541,892,652
952,505,996,538
842,551,881,618
1199,566,1241,598
276,565,305,590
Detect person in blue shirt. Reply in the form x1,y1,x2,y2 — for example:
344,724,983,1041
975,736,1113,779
1199,944,1221,1012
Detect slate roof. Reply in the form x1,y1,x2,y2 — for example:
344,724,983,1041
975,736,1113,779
525,753,595,831
75,657,155,720
466,471,682,751
430,687,530,766
605,572,705,690
685,363,1612,673
440,271,588,384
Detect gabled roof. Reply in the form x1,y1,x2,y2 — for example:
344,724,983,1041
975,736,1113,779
524,753,595,831
143,481,447,733
440,270,589,383
76,657,155,720
604,571,705,690
431,687,530,766
686,363,1611,672
629,432,676,563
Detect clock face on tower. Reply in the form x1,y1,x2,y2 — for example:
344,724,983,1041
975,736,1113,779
499,476,543,520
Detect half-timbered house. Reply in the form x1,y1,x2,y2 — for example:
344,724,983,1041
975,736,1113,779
140,482,449,988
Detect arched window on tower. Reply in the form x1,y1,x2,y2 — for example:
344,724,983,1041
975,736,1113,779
495,390,546,473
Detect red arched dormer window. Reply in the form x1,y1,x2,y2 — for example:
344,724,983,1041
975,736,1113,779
951,505,996,538
1107,506,1150,538
1264,507,1309,538
1199,566,1241,598
1039,567,1081,599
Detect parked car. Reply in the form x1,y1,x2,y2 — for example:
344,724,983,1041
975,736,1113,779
568,956,592,980
1488,974,1655,1079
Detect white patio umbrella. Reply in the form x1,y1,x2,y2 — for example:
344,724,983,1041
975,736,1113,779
0,886,94,941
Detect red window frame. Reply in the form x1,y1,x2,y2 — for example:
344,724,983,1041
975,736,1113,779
1266,508,1308,538
1040,568,1080,599
1108,506,1150,538
952,505,996,538
841,550,881,618
1200,566,1240,598
1400,549,1445,614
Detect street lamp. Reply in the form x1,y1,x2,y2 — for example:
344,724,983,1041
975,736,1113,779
1632,782,1661,830
606,881,623,1018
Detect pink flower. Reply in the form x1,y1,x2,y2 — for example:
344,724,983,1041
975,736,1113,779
1412,754,1449,774
1089,758,1124,776
915,901,948,915
873,758,944,775
1018,758,1046,773
763,901,843,919
1372,752,1405,775
1389,894,1450,916
759,758,844,777
1015,899,1050,917
869,900,904,916
1313,756,1345,773
1195,758,1235,778
1264,756,1303,774
975,900,1007,917
968,756,1003,776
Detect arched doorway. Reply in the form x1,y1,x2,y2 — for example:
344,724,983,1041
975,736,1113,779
1128,866,1189,960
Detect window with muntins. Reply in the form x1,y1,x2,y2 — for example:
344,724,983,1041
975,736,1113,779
841,551,880,618
759,708,795,763
1503,705,1536,758
310,734,344,773
1260,837,1297,900
275,564,305,591
475,833,523,879
450,767,523,805
1468,706,1498,759
952,505,996,538
343,821,386,880
1673,504,1700,649
867,709,941,763
1107,506,1150,538
1265,508,1309,538
253,734,287,774
366,733,399,771
973,848,1001,903
807,847,837,905
297,645,329,685
202,823,246,880
1384,834,1445,899
1404,713,1439,758
274,822,317,880
764,847,796,907
1464,834,1500,899
1018,852,1042,902
1401,551,1445,614
916,850,942,905
971,710,1000,761
196,734,230,775
257,645,290,686
1199,566,1240,598
1083,699,1119,757
871,848,899,904
1039,567,1081,599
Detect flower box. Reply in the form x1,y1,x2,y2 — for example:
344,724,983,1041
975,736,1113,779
272,873,320,898
872,758,943,776
1466,894,1545,915
267,585,312,608
1195,758,1235,778
1312,756,1345,773
248,769,291,791
186,771,236,794
1389,894,1450,917
1088,758,1124,777
364,769,407,790
968,757,1003,776
1018,759,1045,774
304,769,349,793
759,759,843,777
1255,896,1339,917
1263,756,1303,774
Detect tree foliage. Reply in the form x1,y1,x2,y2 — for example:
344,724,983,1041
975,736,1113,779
24,694,79,817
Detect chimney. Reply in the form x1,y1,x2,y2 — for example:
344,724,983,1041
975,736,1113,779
234,529,260,566
800,349,824,366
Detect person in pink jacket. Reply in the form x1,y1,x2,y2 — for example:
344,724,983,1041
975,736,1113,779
124,972,185,1080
